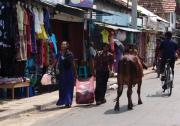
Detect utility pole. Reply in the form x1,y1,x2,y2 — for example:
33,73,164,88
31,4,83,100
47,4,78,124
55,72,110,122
131,0,137,29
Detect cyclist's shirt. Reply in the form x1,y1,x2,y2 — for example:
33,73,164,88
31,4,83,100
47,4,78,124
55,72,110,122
160,39,178,60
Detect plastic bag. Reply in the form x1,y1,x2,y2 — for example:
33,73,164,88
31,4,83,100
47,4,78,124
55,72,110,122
76,77,95,104
41,73,52,85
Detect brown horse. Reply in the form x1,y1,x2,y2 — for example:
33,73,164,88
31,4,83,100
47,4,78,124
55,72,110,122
114,54,144,111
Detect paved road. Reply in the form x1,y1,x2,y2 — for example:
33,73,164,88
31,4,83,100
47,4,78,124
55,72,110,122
1,66,180,126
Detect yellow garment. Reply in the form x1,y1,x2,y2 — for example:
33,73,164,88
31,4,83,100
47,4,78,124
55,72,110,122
37,25,48,39
101,29,109,44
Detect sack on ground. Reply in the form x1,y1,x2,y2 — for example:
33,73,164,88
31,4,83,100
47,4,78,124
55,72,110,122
76,77,95,104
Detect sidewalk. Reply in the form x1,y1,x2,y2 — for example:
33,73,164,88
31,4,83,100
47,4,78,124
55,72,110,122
0,60,180,121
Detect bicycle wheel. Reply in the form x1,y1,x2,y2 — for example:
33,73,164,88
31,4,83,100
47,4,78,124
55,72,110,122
168,68,173,96
165,67,173,96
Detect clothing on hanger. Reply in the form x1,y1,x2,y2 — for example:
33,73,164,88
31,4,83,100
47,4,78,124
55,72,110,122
101,29,109,44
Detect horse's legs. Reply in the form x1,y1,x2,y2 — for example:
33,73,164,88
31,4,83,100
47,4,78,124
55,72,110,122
114,84,123,111
137,80,143,105
127,84,133,110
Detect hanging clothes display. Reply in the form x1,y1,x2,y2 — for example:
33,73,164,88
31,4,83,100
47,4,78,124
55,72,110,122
0,1,56,78
101,29,109,44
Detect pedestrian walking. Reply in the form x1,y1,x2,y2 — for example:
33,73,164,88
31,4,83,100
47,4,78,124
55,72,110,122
94,43,113,105
53,41,77,108
152,40,161,70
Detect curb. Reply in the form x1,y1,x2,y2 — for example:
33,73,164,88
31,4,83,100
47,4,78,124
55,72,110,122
0,100,57,121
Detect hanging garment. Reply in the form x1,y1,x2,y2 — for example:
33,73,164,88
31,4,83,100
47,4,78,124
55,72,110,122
50,33,58,55
28,8,37,53
37,25,48,39
36,40,43,66
43,7,51,36
38,7,44,25
101,29,109,44
16,30,27,61
37,8,48,39
25,8,32,58
33,7,41,34
49,41,55,64
42,40,48,67
16,3,24,31
45,41,50,66
16,5,28,61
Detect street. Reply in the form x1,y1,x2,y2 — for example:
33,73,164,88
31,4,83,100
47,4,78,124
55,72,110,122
1,66,180,126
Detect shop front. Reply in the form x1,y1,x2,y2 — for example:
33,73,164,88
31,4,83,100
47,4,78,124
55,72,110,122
0,0,59,99
51,7,85,63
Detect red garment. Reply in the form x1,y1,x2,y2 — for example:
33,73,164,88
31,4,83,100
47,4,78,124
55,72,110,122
49,42,55,64
25,8,32,57
42,40,47,66
36,40,43,66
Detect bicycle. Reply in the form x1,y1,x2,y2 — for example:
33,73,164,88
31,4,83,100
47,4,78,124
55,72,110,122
161,59,174,96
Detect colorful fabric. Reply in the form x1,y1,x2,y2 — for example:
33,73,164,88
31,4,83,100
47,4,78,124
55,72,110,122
29,8,37,53
37,25,48,39
26,8,32,57
16,4,24,31
16,30,27,61
38,8,44,25
33,7,41,33
0,77,24,84
50,34,58,55
101,29,109,44
43,7,51,35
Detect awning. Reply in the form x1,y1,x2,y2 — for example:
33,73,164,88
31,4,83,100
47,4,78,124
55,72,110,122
34,0,57,7
95,22,141,32
56,4,85,18
39,0,57,6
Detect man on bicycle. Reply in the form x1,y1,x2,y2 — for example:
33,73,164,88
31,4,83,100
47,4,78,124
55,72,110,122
160,32,178,84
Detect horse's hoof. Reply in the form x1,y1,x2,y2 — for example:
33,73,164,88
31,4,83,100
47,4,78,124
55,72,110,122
138,100,143,105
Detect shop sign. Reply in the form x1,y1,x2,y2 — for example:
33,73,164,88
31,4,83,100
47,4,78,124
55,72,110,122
68,0,94,8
